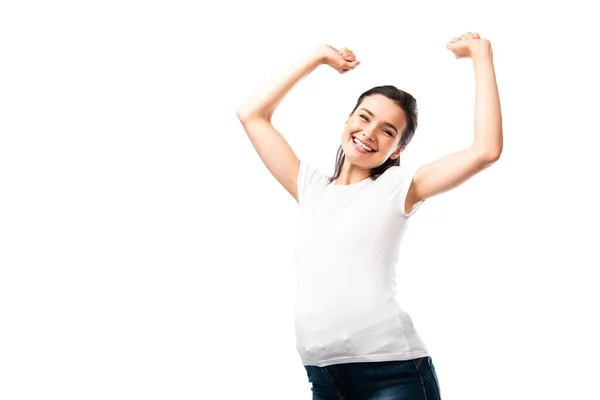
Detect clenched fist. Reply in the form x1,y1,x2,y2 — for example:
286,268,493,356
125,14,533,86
447,32,492,60
314,44,361,74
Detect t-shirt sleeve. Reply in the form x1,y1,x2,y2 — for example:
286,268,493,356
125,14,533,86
297,160,329,208
384,165,425,218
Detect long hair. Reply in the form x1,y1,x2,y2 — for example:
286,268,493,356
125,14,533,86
329,85,418,183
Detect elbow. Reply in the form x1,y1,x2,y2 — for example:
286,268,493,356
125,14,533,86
236,109,270,125
236,109,250,123
235,103,254,123
473,143,502,167
473,124,503,164
484,146,502,163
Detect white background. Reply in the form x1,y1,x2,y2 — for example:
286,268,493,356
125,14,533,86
1,1,599,399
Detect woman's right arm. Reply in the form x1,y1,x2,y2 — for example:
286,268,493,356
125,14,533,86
236,45,359,203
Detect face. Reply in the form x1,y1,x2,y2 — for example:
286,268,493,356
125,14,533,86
341,94,408,170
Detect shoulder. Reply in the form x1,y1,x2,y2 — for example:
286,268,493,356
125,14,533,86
375,164,421,199
377,165,418,184
378,165,424,217
297,160,331,205
298,160,331,186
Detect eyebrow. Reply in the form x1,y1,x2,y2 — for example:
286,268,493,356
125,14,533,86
359,108,399,135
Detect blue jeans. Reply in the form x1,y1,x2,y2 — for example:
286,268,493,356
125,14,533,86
304,356,441,400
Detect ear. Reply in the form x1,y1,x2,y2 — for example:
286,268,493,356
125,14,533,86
389,145,406,160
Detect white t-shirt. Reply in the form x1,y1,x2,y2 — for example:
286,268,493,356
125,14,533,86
294,160,429,367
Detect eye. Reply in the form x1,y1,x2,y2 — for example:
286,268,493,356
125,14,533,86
359,115,369,122
383,130,393,136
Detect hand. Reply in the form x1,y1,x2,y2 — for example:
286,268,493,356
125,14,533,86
447,32,492,60
315,44,360,74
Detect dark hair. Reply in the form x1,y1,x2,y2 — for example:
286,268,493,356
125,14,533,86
329,85,418,183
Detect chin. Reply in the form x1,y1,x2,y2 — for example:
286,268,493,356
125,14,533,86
342,144,380,169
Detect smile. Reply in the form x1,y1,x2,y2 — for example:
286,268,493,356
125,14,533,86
352,137,376,153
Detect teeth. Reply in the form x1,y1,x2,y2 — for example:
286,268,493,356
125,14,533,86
353,138,373,152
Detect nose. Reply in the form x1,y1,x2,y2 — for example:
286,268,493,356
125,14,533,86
362,130,375,142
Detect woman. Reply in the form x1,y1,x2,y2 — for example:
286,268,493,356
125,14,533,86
237,32,502,400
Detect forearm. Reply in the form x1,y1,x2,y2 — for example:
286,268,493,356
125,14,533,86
472,45,503,159
237,49,324,122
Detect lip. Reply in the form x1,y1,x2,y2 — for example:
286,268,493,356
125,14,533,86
352,136,376,152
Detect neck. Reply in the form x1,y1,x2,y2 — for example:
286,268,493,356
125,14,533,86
335,160,371,185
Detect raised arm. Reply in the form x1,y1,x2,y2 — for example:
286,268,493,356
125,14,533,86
406,32,503,213
236,45,360,202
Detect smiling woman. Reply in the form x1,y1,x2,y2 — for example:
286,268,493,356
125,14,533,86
236,32,502,400
333,86,419,184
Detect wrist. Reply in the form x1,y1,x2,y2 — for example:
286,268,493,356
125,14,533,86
308,45,328,65
471,40,493,64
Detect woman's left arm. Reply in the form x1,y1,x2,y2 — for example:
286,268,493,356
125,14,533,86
406,32,503,213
